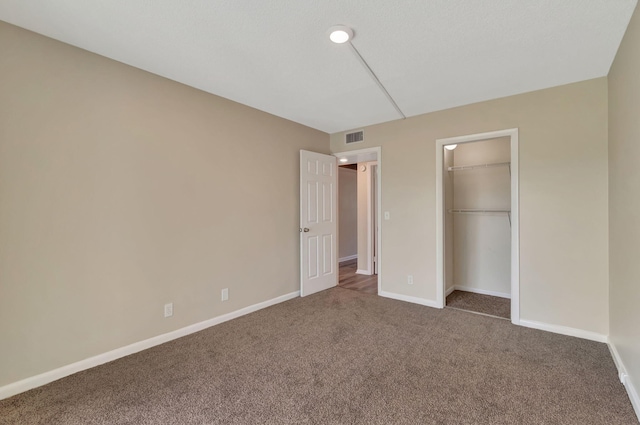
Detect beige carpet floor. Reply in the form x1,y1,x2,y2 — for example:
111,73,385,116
446,290,511,319
1,288,637,424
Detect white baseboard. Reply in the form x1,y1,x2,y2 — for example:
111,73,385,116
453,285,511,299
0,291,300,401
339,255,357,263
378,290,440,309
518,319,607,343
445,286,455,297
608,341,629,383
356,269,372,275
608,341,640,421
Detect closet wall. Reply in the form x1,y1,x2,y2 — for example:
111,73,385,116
450,137,511,297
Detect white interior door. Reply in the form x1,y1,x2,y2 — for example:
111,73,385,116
300,150,338,297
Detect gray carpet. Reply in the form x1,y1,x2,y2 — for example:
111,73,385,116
1,288,637,424
447,290,511,319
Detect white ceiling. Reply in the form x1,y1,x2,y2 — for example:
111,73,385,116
0,1,636,133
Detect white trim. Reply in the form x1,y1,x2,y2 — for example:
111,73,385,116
375,155,382,295
625,375,640,421
0,291,300,401
435,128,520,324
609,341,640,421
373,163,379,275
378,290,439,308
365,162,377,277
609,342,629,383
510,131,520,325
452,285,511,299
435,140,445,309
355,269,372,275
518,319,607,343
339,254,358,263
445,286,456,297
332,147,382,295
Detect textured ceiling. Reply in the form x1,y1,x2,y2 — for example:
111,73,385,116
0,1,637,133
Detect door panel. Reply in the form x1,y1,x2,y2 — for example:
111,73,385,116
300,150,337,297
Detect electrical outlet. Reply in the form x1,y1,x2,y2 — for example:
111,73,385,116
221,288,229,301
164,303,173,318
407,275,414,285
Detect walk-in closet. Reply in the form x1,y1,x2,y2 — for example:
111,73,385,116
444,137,511,319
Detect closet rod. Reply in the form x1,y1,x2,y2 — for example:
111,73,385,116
448,161,510,172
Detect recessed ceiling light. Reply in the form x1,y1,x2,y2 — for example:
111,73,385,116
444,144,458,150
328,25,354,44
339,157,349,163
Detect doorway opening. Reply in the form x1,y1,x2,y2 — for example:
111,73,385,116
333,147,382,295
443,137,511,319
436,129,520,325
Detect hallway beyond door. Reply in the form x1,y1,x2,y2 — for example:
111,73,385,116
338,259,377,295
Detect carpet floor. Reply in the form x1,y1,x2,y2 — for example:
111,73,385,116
1,288,636,424
446,290,511,319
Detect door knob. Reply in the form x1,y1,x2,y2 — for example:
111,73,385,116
303,228,310,232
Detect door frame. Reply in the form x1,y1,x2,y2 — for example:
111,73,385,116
435,129,520,325
333,147,382,294
372,163,379,275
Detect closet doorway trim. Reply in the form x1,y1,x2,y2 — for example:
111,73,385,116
435,128,520,325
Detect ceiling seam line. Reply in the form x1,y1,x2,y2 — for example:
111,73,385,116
347,41,406,120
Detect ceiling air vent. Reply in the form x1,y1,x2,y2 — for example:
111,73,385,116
345,130,364,144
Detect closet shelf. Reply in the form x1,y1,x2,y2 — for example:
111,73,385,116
448,209,510,214
447,161,510,172
449,209,512,227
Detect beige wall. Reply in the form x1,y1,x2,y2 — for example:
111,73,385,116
331,78,609,336
608,3,640,410
0,22,328,387
338,167,357,260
